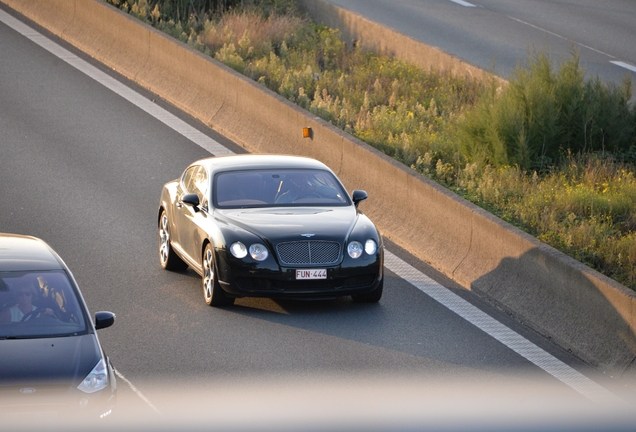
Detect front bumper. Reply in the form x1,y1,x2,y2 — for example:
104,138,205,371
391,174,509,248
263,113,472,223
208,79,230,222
0,382,116,421
0,361,117,421
216,249,383,299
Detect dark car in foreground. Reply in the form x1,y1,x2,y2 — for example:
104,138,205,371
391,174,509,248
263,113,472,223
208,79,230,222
158,154,384,306
0,233,116,419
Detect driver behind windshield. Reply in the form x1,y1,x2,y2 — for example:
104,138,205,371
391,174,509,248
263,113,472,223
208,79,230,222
275,172,315,204
0,280,54,323
274,171,346,205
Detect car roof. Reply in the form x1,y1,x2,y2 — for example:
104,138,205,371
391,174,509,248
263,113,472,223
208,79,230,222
0,233,64,272
193,154,333,173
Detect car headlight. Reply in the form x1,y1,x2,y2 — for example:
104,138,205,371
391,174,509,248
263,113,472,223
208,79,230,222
347,241,363,259
77,359,109,394
365,239,377,255
249,243,269,261
230,242,248,258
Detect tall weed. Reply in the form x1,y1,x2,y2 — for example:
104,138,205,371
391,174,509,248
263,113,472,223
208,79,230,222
458,50,636,170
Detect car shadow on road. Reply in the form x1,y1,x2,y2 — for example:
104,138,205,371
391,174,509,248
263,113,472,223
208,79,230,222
226,270,540,375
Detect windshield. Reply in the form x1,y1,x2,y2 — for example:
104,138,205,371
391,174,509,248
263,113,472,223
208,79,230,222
214,169,351,209
0,271,88,339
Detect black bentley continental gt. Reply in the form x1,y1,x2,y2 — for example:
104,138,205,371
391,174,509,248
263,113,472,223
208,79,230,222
158,155,384,306
0,233,116,420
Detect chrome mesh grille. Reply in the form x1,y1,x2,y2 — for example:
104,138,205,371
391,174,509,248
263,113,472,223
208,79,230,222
276,241,340,265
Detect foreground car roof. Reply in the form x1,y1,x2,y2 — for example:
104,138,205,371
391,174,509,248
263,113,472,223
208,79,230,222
0,233,62,271
194,154,333,172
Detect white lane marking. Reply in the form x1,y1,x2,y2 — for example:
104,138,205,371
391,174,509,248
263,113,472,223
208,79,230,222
0,8,231,157
1,7,620,404
450,0,476,7
611,61,636,74
384,250,620,404
507,16,616,59
115,370,162,415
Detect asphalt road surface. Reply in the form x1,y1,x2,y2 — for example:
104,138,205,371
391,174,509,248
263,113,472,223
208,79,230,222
322,0,636,86
0,5,633,429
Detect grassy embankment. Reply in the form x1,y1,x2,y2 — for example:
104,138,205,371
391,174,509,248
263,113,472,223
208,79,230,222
107,0,636,290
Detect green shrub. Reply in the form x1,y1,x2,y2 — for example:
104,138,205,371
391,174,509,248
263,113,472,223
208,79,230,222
458,50,636,171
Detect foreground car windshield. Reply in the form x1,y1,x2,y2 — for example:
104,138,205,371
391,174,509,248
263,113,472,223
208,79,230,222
0,271,87,338
214,169,351,208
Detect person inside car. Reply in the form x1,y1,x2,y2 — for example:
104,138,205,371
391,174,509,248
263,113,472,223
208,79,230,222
275,173,320,204
0,281,54,323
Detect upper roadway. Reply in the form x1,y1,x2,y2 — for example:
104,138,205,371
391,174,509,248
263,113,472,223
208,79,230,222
319,0,636,86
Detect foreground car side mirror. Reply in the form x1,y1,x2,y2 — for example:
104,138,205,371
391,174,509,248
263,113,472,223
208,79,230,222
352,190,368,207
181,193,200,207
95,311,115,330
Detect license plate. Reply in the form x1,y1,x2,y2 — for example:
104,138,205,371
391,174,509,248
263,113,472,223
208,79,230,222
295,269,327,280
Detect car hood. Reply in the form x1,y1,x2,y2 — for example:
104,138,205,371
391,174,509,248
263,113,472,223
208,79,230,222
216,206,358,242
0,333,102,386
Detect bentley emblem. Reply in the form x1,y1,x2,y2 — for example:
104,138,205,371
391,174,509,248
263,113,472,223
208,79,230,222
301,233,315,238
20,388,37,394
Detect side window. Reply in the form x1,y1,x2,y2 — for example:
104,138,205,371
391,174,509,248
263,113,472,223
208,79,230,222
181,165,209,204
181,167,195,193
192,166,208,198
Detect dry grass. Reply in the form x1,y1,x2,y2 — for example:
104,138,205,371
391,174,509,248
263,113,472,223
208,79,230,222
202,11,305,59
456,155,636,288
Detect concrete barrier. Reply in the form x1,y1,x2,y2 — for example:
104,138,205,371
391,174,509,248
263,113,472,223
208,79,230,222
3,0,635,378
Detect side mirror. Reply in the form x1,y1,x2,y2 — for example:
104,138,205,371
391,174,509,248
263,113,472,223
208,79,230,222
95,311,115,330
181,193,200,207
352,190,368,207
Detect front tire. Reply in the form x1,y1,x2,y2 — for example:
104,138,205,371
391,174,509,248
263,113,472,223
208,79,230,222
202,243,234,307
159,210,187,271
